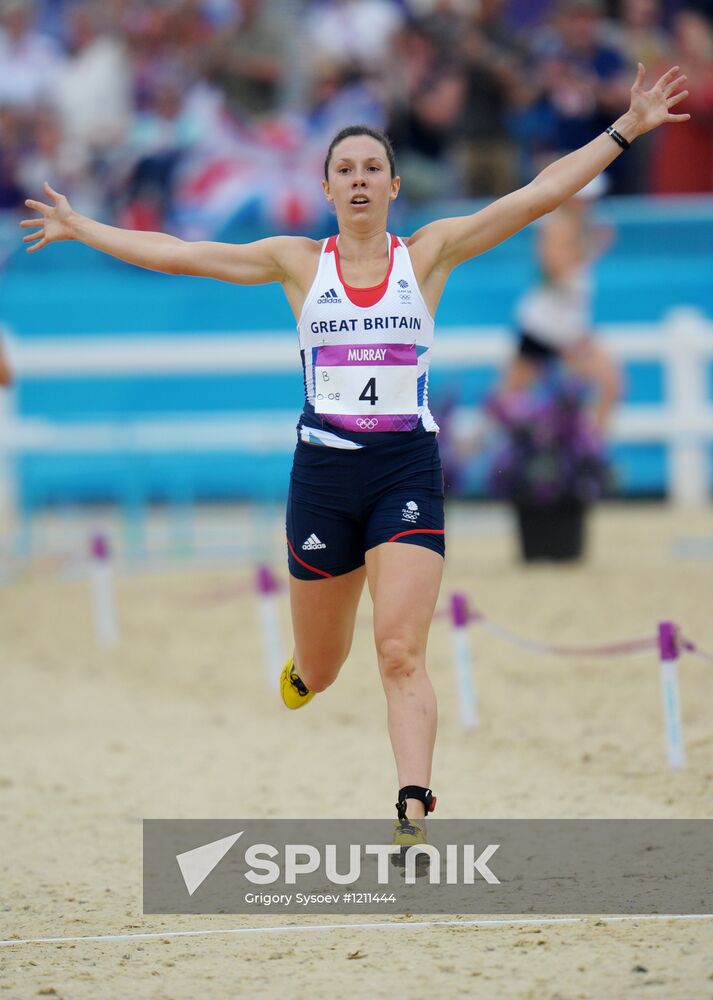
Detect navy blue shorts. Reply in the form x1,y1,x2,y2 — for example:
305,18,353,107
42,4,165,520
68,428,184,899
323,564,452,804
286,433,445,580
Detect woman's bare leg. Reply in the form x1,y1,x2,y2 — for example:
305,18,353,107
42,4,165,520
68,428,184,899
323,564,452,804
289,566,366,692
501,354,541,395
565,339,622,431
365,542,443,819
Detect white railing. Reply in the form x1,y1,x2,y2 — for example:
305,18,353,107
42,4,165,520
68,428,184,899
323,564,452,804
1,306,712,506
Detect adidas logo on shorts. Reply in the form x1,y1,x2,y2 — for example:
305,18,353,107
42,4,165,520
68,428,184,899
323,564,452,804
317,288,342,304
302,533,326,550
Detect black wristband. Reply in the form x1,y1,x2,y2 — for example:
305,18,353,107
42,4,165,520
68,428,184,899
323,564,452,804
605,125,630,150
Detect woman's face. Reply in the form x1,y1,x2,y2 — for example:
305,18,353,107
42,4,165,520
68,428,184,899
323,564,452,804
322,135,400,228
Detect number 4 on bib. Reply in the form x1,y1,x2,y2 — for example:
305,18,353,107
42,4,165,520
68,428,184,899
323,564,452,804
313,342,419,432
359,377,378,406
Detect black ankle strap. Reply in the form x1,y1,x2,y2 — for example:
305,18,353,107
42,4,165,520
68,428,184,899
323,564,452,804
396,785,437,822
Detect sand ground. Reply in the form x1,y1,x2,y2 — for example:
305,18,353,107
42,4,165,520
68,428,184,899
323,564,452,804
1,503,712,999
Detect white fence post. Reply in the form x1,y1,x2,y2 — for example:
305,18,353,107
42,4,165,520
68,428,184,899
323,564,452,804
449,593,479,730
89,533,119,646
665,308,712,506
657,621,685,769
256,565,284,691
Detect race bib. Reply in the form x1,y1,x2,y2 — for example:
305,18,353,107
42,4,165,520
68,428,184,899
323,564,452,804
313,343,418,432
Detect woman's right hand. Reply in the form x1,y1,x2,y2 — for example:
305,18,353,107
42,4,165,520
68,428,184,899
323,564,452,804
20,182,76,253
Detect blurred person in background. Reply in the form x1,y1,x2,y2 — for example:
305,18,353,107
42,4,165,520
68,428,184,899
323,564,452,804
526,0,632,191
605,0,670,192
120,1,215,115
0,0,63,213
304,0,405,73
500,175,621,432
416,0,469,53
302,0,405,145
650,7,713,193
120,66,205,230
0,0,65,113
386,20,465,200
16,106,102,219
306,59,387,136
0,107,28,210
454,0,529,196
33,0,81,38
198,0,286,119
608,0,669,68
52,3,132,183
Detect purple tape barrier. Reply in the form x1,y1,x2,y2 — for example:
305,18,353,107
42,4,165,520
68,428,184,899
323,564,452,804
466,606,713,664
681,639,713,664
467,608,657,659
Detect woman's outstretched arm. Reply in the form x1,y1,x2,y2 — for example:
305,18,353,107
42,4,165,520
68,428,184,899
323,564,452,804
20,183,303,286
410,64,690,272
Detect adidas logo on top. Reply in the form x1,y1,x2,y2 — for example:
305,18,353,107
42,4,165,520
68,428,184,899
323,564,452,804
317,288,342,304
302,533,326,550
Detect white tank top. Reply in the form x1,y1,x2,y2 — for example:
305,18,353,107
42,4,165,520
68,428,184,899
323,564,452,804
296,233,438,450
516,267,592,349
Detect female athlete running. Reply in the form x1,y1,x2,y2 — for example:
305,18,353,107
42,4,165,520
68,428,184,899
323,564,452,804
21,65,688,843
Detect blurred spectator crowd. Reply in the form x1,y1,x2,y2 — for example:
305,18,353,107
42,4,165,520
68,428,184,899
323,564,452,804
1,0,712,239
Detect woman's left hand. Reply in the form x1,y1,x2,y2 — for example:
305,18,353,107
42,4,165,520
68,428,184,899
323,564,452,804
629,63,690,135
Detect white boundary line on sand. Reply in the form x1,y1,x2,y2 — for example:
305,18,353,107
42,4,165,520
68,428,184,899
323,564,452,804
1,914,712,947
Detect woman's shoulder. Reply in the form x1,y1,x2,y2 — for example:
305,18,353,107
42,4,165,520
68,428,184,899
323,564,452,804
277,235,324,255
274,235,324,276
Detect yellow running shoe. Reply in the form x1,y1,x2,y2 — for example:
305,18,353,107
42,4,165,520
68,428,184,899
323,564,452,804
391,786,436,877
279,657,315,710
392,817,427,849
391,818,430,877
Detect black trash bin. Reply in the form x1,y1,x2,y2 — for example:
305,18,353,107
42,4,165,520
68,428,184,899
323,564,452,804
515,502,586,562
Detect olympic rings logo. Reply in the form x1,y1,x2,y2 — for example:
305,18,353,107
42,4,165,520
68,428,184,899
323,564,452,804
356,418,379,429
